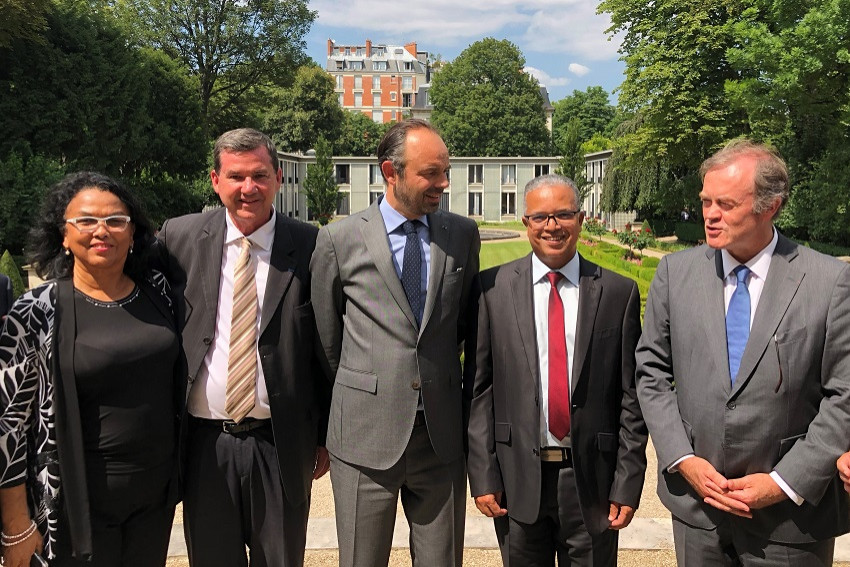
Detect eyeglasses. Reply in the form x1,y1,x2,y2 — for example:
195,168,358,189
65,215,132,233
523,210,581,227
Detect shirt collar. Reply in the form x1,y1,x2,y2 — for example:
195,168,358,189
224,208,276,251
720,228,778,281
379,195,429,234
531,251,581,287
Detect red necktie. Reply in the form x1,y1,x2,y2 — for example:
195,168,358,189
547,271,570,439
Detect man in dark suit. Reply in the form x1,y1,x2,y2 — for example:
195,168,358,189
466,174,647,565
311,119,480,566
0,274,12,320
157,128,329,567
637,140,850,565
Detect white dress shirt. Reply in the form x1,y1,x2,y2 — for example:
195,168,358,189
187,211,275,420
531,252,581,448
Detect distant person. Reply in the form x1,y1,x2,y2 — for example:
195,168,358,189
156,128,329,567
467,174,647,565
311,119,480,566
637,140,850,565
0,274,11,320
0,171,181,566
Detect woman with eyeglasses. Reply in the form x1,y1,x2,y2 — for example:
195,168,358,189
0,172,182,566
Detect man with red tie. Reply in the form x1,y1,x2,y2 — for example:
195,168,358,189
466,174,648,565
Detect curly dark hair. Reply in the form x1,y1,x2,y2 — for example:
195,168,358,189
27,171,155,280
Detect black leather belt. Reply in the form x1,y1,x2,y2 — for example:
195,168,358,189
540,446,572,464
192,416,271,434
413,411,426,427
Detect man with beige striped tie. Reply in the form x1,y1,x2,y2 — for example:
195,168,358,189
157,128,330,567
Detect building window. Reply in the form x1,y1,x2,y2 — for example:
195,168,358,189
374,61,387,71
501,192,516,216
372,110,382,123
391,110,397,120
338,93,344,106
354,93,362,107
468,164,483,184
403,61,414,71
356,47,364,56
402,93,413,107
369,164,382,185
335,75,343,89
354,76,362,90
335,164,350,185
374,47,385,56
349,60,363,71
372,75,381,89
402,76,413,90
439,193,450,212
369,190,383,204
468,192,483,216
390,92,396,101
501,165,516,185
337,192,351,215
534,164,549,177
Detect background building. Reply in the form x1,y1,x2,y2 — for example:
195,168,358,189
326,39,428,123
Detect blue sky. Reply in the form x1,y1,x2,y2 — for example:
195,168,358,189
304,0,626,104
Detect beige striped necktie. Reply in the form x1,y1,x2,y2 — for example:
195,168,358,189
225,237,258,423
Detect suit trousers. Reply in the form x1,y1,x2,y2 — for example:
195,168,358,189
183,417,309,567
330,418,466,567
672,515,834,567
495,460,617,567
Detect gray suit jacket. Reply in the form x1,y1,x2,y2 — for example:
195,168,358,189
637,233,850,542
311,201,480,470
467,254,647,534
157,208,329,508
0,274,11,318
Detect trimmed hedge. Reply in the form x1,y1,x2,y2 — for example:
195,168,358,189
675,222,705,243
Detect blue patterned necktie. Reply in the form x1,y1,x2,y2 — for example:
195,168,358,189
726,265,751,385
401,220,422,326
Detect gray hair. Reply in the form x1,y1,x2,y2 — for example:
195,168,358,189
376,119,441,181
699,139,788,219
214,128,279,173
523,174,580,211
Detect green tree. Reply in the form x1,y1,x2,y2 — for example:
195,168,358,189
264,65,344,153
0,250,25,299
335,111,388,156
555,118,590,203
552,86,615,149
0,0,51,47
302,137,339,225
430,38,550,156
120,0,316,134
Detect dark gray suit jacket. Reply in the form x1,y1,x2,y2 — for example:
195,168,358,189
0,274,12,318
637,233,850,542
311,201,480,470
157,208,329,508
466,253,647,535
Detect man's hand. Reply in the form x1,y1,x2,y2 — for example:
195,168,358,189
723,473,787,510
608,502,634,530
313,446,330,479
474,492,507,518
678,456,752,518
838,452,850,494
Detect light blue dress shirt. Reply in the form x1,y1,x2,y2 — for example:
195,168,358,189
379,196,430,318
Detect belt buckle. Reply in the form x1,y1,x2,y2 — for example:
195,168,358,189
222,420,241,434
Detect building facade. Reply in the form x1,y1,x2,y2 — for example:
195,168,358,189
326,39,428,124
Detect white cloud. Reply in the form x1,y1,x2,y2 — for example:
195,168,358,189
568,63,590,77
524,66,569,87
312,0,622,60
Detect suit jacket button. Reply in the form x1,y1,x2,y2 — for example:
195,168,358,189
726,401,736,410
411,380,421,390
203,337,212,345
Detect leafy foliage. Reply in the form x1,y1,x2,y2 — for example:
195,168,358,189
555,118,590,203
583,217,607,241
430,38,550,156
0,0,51,48
0,250,25,299
552,86,615,150
302,137,339,225
335,111,391,156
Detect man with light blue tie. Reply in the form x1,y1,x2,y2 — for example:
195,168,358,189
636,139,850,565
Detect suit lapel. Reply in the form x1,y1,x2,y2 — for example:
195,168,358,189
511,255,540,380
572,256,601,394
199,211,225,325
259,214,296,336
732,235,802,395
700,247,733,394
421,210,449,332
359,202,418,329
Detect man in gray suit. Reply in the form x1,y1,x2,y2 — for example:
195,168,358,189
467,174,647,565
637,139,850,565
311,119,480,566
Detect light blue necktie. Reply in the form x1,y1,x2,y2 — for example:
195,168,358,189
726,265,751,385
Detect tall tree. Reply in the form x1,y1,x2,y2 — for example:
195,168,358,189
264,65,344,153
429,38,550,156
302,137,339,225
0,0,51,47
555,118,590,203
335,111,389,156
120,0,316,134
552,86,615,150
